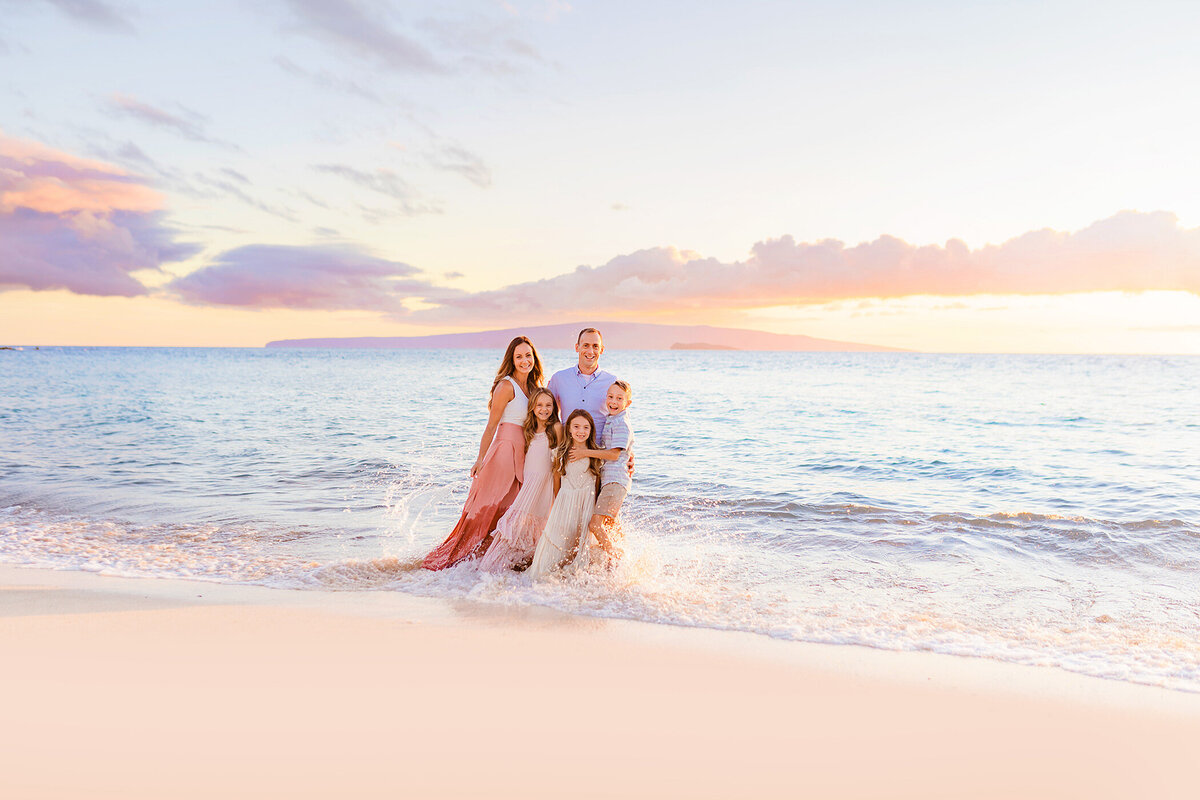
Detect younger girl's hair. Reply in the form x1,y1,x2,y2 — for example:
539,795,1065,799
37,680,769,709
489,336,545,406
522,388,560,452
553,409,601,482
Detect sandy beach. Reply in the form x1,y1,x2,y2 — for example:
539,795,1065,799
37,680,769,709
2,564,1197,799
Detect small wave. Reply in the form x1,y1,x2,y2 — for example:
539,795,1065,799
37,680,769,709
309,555,425,588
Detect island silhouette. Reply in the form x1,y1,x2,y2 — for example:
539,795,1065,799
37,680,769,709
266,322,903,352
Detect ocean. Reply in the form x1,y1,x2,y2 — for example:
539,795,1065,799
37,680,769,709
2,347,1198,691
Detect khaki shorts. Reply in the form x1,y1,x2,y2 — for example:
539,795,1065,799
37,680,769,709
595,483,628,518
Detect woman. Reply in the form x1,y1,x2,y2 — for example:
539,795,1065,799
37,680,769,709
423,336,545,570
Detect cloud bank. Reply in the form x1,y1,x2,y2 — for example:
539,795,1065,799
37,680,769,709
410,210,1200,324
158,209,1199,328
0,133,199,296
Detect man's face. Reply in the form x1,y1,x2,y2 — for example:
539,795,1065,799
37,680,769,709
576,332,604,368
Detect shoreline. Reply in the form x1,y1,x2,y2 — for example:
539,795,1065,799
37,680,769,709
4,563,1199,799
3,557,1196,700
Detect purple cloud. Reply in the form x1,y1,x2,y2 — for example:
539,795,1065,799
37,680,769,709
1,208,199,296
168,244,454,312
1,133,200,296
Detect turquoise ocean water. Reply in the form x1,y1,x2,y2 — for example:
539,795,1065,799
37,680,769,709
2,347,1198,690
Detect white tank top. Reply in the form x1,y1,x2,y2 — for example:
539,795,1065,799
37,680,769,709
498,376,528,426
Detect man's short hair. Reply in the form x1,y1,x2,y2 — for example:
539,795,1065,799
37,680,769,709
577,327,603,345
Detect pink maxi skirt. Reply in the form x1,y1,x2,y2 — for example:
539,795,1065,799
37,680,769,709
423,423,526,570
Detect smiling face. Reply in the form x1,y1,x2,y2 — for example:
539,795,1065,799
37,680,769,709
533,392,555,424
575,331,603,372
568,414,592,444
512,343,534,376
604,383,630,415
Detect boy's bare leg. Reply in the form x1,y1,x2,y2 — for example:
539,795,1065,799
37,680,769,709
587,514,623,561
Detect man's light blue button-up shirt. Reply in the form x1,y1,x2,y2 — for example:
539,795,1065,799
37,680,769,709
547,366,618,439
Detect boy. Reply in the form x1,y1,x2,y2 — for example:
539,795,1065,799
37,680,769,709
581,380,634,562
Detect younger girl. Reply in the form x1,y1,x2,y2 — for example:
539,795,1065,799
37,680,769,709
479,388,562,573
527,409,602,579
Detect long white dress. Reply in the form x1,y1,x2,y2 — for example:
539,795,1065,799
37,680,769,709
527,457,597,579
478,431,554,573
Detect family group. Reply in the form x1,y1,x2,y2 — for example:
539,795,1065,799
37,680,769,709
422,328,635,578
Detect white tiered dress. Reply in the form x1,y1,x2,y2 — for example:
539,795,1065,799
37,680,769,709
479,431,554,573
527,457,597,579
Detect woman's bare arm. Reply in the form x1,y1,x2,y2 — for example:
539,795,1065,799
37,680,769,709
471,381,513,477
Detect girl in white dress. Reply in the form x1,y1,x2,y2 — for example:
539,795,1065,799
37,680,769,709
479,388,562,573
527,409,602,579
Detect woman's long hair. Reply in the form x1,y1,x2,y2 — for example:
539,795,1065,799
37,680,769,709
489,336,545,406
553,409,601,482
522,387,560,453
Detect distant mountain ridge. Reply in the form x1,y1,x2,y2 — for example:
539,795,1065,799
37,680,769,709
266,322,903,352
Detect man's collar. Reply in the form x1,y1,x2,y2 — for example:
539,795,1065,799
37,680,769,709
575,364,601,377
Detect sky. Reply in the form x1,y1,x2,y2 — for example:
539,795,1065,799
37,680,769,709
2,0,1199,352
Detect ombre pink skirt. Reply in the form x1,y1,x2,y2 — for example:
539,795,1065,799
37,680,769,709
423,423,525,571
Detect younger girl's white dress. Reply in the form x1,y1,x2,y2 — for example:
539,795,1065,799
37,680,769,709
527,457,597,579
479,431,554,573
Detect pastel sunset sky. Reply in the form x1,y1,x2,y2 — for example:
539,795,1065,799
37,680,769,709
2,0,1199,352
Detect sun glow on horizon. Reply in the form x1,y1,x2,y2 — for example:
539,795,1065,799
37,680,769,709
742,291,1200,354
4,288,1200,353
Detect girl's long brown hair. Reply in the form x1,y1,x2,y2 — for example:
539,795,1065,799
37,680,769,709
553,409,601,483
522,388,560,453
489,336,545,407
